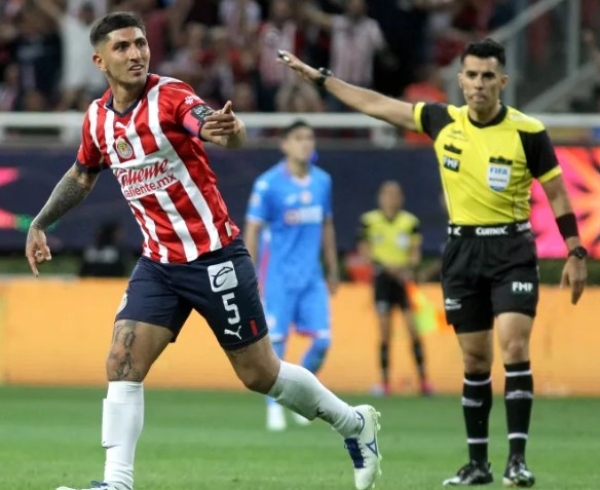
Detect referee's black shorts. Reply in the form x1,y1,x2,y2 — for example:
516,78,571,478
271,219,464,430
373,267,411,313
442,222,539,334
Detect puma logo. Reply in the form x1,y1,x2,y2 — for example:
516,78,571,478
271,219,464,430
224,325,242,340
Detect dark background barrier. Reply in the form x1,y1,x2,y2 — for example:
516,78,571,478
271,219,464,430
3,146,600,259
0,147,447,255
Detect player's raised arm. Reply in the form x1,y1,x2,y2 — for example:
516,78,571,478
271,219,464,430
277,50,417,131
26,164,99,276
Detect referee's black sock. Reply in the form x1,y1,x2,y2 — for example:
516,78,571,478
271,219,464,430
379,342,390,386
505,361,533,459
463,372,492,464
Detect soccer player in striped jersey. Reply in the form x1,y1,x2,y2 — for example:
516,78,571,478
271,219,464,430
25,12,382,490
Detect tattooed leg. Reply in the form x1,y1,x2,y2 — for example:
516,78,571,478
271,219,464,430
106,320,173,382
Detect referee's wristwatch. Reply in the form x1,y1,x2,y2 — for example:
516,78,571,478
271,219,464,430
568,246,588,259
314,68,333,87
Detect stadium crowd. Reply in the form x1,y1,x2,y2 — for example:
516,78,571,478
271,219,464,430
0,0,528,114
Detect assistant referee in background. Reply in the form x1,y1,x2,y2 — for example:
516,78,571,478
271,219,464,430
280,38,587,487
358,180,432,397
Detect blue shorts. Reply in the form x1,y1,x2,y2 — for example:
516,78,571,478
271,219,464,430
262,278,330,342
115,237,268,350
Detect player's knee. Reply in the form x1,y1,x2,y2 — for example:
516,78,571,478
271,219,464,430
501,336,530,364
105,346,147,382
462,350,492,374
237,364,278,394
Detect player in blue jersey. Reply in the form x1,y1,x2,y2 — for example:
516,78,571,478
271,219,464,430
244,120,339,431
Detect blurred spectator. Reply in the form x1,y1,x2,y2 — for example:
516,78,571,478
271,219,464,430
197,25,252,107
218,0,261,48
33,0,106,110
304,0,388,92
0,63,19,110
79,221,130,278
255,0,298,111
160,22,206,86
402,63,447,143
11,7,62,108
275,79,324,113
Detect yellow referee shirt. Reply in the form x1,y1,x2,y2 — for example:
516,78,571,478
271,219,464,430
413,103,562,225
359,210,422,267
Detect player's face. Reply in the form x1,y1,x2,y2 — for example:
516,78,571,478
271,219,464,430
378,183,403,212
93,27,150,88
282,127,316,163
458,55,507,114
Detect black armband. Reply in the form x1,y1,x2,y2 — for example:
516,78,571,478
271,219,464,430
556,212,579,239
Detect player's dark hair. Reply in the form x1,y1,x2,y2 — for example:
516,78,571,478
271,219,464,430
282,119,312,138
89,11,146,46
460,38,506,67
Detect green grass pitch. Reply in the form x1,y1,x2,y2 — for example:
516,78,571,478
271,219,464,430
1,386,599,489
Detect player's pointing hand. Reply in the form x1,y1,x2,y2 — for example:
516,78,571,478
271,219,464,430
203,100,238,136
25,225,52,277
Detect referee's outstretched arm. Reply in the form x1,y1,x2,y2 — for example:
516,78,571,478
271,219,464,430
277,50,417,131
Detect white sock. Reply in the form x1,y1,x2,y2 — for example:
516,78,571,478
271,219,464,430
267,361,361,438
102,381,144,490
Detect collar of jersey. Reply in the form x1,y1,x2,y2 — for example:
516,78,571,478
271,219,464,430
467,103,507,129
105,75,151,117
279,160,313,186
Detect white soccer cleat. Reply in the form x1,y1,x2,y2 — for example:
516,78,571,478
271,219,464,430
292,411,312,426
344,405,382,490
56,483,122,490
266,403,287,431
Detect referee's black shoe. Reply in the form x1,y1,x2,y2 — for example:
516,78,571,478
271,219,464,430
502,455,535,487
442,461,493,486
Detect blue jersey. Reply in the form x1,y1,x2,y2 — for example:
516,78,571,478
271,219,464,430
246,162,332,290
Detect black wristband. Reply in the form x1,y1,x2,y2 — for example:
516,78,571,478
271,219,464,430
314,68,333,87
556,213,579,239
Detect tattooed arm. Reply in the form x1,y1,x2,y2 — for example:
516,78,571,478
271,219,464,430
26,164,99,275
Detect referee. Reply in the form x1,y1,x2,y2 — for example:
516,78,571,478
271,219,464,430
279,38,587,487
358,180,432,397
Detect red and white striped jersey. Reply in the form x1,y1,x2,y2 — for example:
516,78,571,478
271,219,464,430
76,74,239,264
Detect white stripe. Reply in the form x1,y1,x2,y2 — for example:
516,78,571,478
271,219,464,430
148,79,221,252
104,110,117,165
129,199,169,262
508,433,528,440
154,189,199,261
464,377,492,386
125,103,146,159
506,370,532,377
505,390,534,400
88,102,101,149
467,438,489,444
462,397,483,407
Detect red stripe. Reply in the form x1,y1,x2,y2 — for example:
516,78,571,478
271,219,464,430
165,181,211,254
139,193,185,262
95,103,108,156
128,202,160,261
250,319,258,336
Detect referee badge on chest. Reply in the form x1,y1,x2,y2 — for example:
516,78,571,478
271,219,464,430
487,163,511,191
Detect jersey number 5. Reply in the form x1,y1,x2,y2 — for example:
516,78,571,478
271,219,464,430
222,292,241,325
